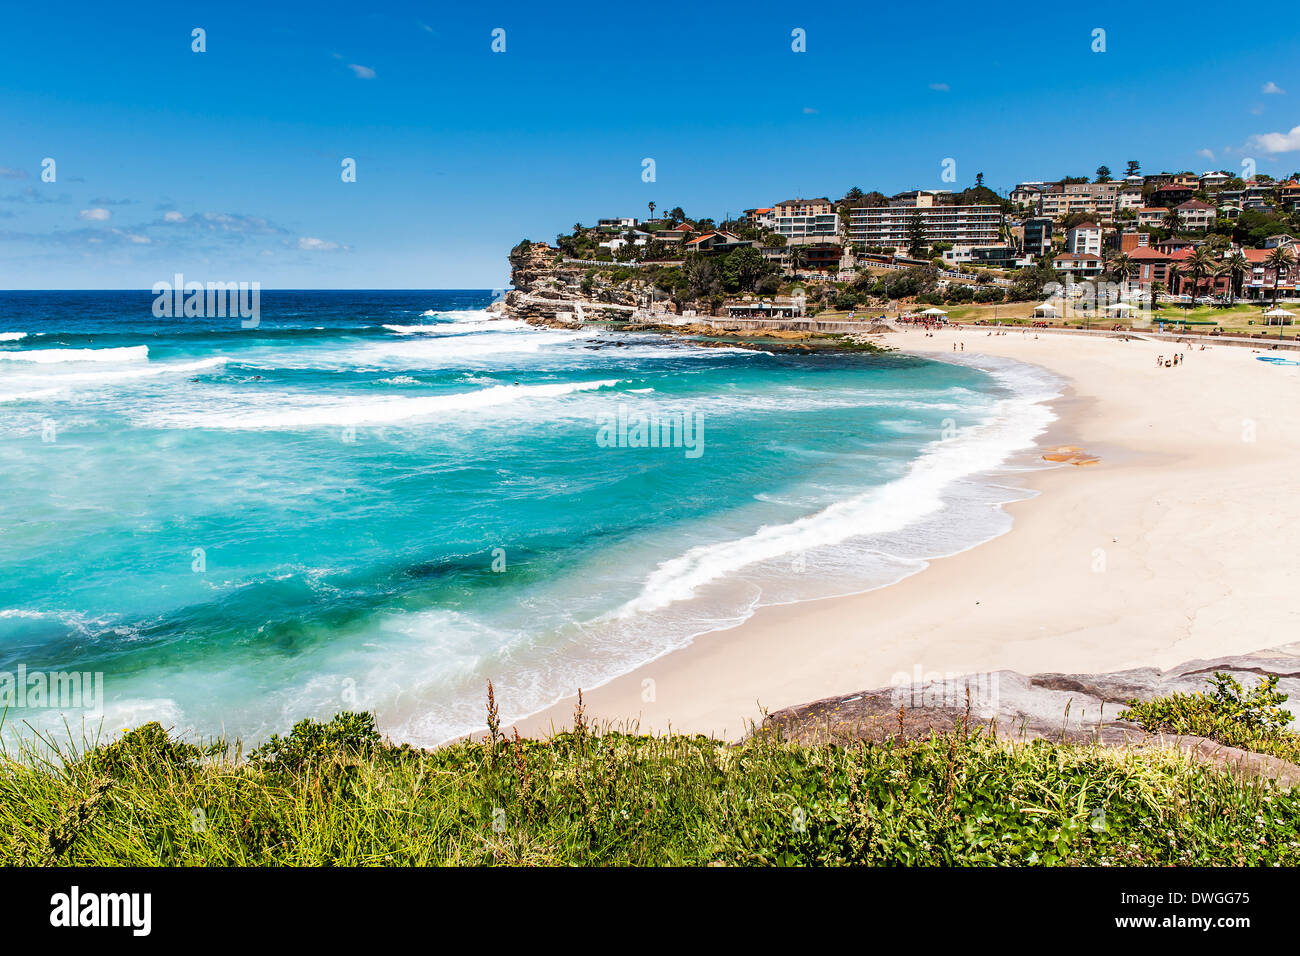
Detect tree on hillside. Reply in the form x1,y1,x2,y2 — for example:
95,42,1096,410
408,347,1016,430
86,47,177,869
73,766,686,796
1096,165,1112,183
787,244,809,273
1126,160,1141,177
724,247,769,292
1186,246,1217,300
668,206,686,224
1265,245,1295,307
975,172,985,188
843,186,864,201
1163,207,1184,236
906,211,928,259
647,201,656,222
1107,251,1133,293
1222,250,1249,302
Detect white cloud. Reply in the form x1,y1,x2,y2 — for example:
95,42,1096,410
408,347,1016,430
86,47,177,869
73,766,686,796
298,237,340,251
78,207,110,221
1198,148,1215,160
802,106,818,114
347,64,376,79
163,210,185,222
112,228,151,244
1263,81,1285,95
0,168,27,179
928,82,949,92
1247,125,1300,154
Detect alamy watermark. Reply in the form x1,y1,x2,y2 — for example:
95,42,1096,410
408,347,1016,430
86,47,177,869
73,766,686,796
889,664,1000,710
595,404,704,458
152,273,260,328
0,664,104,711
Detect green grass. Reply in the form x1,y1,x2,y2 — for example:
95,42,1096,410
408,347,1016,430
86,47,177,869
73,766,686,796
3,695,1299,866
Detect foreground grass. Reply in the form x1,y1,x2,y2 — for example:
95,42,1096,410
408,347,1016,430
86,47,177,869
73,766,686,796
2,700,1298,866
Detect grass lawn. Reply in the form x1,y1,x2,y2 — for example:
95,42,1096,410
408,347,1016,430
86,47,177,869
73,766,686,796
813,301,1299,338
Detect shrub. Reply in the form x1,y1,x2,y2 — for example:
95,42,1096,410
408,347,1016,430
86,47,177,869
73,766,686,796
245,712,383,775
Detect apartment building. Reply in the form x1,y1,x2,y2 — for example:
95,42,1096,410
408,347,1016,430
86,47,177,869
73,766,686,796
1039,181,1120,221
1010,182,1046,209
1051,252,1104,278
1066,222,1103,256
1022,217,1053,257
847,192,1002,250
1174,199,1214,231
1117,186,1145,212
767,197,840,242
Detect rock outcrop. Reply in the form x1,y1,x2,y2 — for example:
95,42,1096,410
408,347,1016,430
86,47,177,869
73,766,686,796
494,242,657,325
762,644,1300,787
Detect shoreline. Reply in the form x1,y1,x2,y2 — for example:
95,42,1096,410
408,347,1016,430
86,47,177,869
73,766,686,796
513,327,1300,740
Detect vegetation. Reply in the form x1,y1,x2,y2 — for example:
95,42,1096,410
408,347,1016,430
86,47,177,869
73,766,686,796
1121,673,1300,764
2,675,1299,867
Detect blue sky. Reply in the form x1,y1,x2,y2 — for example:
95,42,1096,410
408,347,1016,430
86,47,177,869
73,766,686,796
2,0,1299,289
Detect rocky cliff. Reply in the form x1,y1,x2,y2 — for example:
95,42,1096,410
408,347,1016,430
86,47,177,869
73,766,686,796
492,241,660,326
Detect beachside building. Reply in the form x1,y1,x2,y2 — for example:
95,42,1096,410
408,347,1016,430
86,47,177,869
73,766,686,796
1039,181,1120,222
1066,222,1103,256
723,295,805,318
768,198,840,242
1200,170,1230,191
1022,217,1053,257
599,230,653,251
1150,184,1195,208
942,245,1033,269
1136,207,1167,228
597,217,640,231
1010,182,1046,210
1280,181,1300,211
1241,181,1275,208
1174,199,1214,232
848,195,1002,251
1242,247,1300,300
1051,252,1104,278
1117,186,1145,212
1119,231,1151,252
683,230,755,254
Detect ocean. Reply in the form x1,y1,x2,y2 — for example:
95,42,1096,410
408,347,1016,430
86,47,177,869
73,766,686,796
0,290,1060,745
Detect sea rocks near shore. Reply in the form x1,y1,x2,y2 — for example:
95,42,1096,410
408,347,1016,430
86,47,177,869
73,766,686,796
762,644,1300,787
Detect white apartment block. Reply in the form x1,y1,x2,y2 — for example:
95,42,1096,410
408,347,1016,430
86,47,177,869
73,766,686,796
1066,222,1103,256
848,196,1002,249
768,197,840,242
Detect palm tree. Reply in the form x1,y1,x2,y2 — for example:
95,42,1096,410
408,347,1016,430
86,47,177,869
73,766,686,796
1186,246,1217,302
1265,245,1295,308
1163,207,1183,236
1166,263,1185,306
788,244,808,274
1222,250,1249,303
1107,252,1133,295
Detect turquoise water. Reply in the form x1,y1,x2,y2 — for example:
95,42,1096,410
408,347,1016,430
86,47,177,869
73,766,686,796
0,291,1059,744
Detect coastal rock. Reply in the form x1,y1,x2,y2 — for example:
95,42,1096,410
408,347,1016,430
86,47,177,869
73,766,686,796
760,643,1300,786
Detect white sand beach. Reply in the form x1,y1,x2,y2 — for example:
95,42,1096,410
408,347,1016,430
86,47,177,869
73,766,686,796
516,328,1300,740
